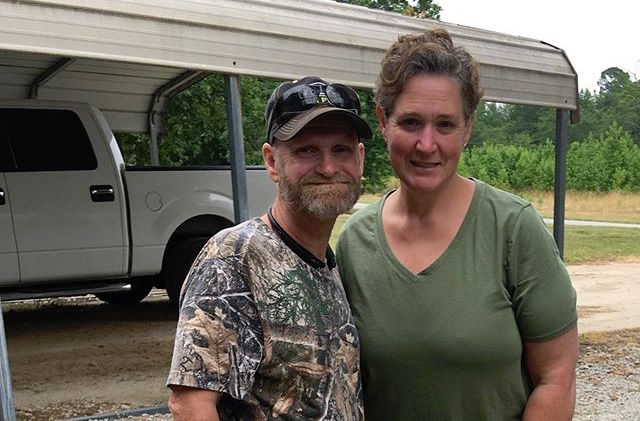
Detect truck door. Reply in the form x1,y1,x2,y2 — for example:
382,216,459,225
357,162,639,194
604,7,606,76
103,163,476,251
0,107,127,283
0,143,20,283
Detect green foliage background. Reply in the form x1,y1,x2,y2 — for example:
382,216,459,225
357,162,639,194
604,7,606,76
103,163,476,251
115,1,640,194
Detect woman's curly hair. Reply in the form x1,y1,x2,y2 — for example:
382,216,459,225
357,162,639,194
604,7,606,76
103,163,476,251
375,28,483,122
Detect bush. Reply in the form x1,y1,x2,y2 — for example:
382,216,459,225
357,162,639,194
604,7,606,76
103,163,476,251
459,123,640,192
567,123,640,192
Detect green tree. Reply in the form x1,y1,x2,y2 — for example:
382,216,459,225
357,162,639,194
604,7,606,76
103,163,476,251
568,89,602,143
595,67,640,144
503,104,555,145
336,0,441,19
354,89,395,192
568,123,640,192
470,102,509,145
239,77,282,165
160,74,229,166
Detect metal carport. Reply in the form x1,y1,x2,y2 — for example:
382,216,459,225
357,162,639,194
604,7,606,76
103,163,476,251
0,0,579,418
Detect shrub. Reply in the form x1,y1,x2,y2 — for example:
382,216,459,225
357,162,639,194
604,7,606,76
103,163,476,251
459,123,640,192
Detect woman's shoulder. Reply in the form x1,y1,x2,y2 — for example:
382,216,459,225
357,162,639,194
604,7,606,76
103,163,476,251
474,179,532,212
340,196,384,236
470,180,543,233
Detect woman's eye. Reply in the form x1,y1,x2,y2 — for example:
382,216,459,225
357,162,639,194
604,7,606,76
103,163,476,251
400,119,421,130
437,121,455,131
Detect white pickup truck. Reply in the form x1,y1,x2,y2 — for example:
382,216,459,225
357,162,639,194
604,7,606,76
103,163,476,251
0,100,274,305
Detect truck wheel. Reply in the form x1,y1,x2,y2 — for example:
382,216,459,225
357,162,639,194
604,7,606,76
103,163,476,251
95,283,153,306
163,236,209,306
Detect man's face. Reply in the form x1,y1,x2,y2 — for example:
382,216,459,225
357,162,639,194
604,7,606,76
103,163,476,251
269,119,365,219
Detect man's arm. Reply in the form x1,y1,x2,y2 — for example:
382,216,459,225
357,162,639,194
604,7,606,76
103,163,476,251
168,385,223,421
522,325,579,421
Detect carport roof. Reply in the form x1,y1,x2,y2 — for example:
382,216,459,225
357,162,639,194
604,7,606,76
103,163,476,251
0,0,579,132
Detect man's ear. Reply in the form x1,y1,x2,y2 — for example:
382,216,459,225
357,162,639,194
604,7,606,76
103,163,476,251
262,142,280,182
357,142,365,176
375,105,387,141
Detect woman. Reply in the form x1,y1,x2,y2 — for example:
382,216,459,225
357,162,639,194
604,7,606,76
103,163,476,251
336,29,578,420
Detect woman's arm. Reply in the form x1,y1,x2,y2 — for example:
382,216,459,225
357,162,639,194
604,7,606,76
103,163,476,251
168,385,222,421
522,325,579,421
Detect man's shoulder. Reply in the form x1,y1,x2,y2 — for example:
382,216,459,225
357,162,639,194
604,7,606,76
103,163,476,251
209,217,305,274
210,217,272,255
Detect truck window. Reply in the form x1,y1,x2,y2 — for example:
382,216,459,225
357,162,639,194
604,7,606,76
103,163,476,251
0,132,15,171
0,108,98,172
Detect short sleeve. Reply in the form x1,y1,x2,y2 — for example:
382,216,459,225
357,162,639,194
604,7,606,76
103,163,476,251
507,205,577,342
336,237,347,280
167,239,264,399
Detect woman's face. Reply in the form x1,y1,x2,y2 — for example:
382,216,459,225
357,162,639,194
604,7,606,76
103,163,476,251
378,74,473,195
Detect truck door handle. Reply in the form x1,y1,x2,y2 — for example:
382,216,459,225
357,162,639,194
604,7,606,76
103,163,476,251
0,188,5,205
90,185,115,202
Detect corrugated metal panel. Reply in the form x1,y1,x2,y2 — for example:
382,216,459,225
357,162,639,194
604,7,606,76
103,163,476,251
0,0,579,131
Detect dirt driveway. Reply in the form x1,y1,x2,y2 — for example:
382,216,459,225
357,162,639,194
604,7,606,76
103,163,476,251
3,292,175,420
570,260,640,333
2,261,640,420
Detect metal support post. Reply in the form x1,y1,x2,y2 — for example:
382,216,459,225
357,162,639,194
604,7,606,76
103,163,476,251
225,75,249,223
148,119,160,166
0,297,16,421
553,109,569,259
28,57,75,99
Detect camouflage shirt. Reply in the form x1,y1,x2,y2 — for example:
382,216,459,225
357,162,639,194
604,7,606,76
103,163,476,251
167,218,363,420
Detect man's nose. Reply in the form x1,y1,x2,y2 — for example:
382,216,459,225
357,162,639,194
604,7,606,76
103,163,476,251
315,151,339,177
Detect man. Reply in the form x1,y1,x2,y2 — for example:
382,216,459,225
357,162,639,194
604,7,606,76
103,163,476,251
167,76,372,420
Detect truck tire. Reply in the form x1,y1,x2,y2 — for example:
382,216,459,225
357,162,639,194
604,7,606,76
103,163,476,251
95,282,153,306
163,236,210,306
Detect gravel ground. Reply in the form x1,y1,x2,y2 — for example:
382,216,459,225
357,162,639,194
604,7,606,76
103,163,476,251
573,329,640,420
74,329,640,421
9,330,640,420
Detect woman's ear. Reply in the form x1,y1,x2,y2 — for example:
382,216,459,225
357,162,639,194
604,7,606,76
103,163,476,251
376,105,390,145
375,105,387,137
463,113,476,147
262,142,280,182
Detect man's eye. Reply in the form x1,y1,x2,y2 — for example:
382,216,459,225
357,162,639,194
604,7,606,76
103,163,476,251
333,145,354,155
295,146,316,156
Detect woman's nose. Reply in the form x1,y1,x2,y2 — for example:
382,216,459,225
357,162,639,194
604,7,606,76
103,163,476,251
415,125,438,153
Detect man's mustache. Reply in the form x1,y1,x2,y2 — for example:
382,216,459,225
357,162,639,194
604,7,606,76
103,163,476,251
298,174,356,185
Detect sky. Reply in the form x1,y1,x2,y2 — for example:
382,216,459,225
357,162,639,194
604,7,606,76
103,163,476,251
436,0,640,92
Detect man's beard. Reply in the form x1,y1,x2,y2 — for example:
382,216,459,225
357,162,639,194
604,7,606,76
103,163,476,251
278,168,361,219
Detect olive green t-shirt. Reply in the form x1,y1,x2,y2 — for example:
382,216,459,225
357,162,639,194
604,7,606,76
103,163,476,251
336,180,577,421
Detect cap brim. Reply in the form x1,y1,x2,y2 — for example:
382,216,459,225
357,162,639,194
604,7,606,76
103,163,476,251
272,107,373,143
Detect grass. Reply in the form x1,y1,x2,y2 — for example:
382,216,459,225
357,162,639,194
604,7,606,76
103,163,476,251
330,190,640,265
330,214,351,250
562,226,640,264
364,189,640,223
519,190,640,224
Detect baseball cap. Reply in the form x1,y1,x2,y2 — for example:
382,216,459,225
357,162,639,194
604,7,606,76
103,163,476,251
264,76,373,144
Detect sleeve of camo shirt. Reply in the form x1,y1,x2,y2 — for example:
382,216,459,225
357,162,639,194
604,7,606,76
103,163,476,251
166,238,264,400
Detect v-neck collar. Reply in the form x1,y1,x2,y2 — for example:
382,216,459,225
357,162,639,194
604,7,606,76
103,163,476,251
375,180,480,282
